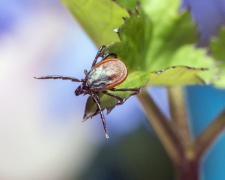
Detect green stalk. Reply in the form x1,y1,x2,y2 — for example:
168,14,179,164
137,90,185,165
195,109,225,160
138,88,201,180
168,86,193,160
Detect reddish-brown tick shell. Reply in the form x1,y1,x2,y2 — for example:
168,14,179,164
91,58,128,91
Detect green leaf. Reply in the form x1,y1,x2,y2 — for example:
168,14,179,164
113,0,139,9
61,0,128,46
61,0,219,120
210,27,225,87
149,66,207,86
62,0,215,85
83,67,206,120
106,1,215,75
103,7,152,72
104,4,213,82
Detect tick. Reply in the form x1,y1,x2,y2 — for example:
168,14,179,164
34,45,140,138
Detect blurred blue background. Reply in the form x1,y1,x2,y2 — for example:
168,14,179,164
0,0,225,179
182,0,225,180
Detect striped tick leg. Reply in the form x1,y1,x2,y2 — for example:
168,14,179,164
109,88,141,105
102,91,124,105
91,45,106,67
110,88,140,94
34,75,81,82
90,92,109,139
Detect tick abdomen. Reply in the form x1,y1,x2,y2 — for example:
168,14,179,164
86,59,128,91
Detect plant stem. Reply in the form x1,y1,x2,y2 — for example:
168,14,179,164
138,88,225,180
138,88,201,180
195,109,225,160
175,159,199,180
168,87,192,155
167,87,200,180
137,90,184,165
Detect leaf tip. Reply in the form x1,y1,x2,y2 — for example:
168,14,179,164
82,117,87,122
83,113,92,122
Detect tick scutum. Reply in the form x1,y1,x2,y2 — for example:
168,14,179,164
86,66,111,91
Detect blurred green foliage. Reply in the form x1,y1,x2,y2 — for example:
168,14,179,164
210,27,225,87
77,126,174,180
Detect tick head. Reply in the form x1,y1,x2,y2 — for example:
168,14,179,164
75,85,83,96
75,83,89,96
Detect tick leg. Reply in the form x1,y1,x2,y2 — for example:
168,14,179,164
34,75,81,82
102,53,117,60
102,91,124,105
92,45,106,67
94,92,101,104
90,92,109,138
110,88,140,94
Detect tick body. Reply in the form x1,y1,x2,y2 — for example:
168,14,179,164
34,45,140,138
87,59,128,91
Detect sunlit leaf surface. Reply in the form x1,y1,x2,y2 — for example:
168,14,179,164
61,0,128,46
